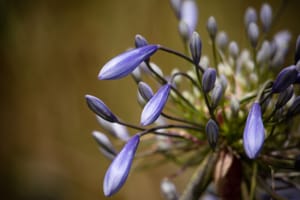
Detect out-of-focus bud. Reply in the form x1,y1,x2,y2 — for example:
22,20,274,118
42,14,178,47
230,96,240,117
244,7,257,28
202,68,217,93
171,68,182,85
149,62,164,77
170,0,182,19
205,119,219,149
276,85,294,109
288,96,300,116
190,32,202,65
200,55,210,70
260,3,272,33
219,75,228,92
257,41,272,64
211,83,224,109
131,66,142,82
206,16,218,40
228,41,239,59
216,31,228,52
135,34,148,48
295,35,300,64
247,22,259,48
272,65,298,93
160,178,178,200
138,81,154,102
92,131,117,158
178,20,190,42
180,0,198,37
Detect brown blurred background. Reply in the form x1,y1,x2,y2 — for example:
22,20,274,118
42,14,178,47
1,0,300,199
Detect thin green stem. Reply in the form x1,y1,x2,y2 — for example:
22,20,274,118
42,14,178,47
249,162,257,200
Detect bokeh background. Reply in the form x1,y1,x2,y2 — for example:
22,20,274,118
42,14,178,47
1,0,300,199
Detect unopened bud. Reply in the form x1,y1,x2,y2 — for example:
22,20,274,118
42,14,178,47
260,3,272,33
216,31,228,52
276,85,294,108
211,83,224,108
190,32,202,65
244,7,257,28
202,68,217,93
205,119,219,149
160,178,178,200
138,81,154,102
206,16,218,39
228,41,239,59
135,34,148,48
247,22,259,48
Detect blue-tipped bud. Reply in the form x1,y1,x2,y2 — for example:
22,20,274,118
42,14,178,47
288,96,300,116
141,84,171,126
247,22,259,48
138,81,154,102
295,35,300,64
272,65,298,93
276,85,294,109
103,134,140,196
260,3,272,33
160,178,178,200
96,116,130,142
228,41,239,59
205,119,219,149
216,31,228,52
211,83,224,109
92,131,117,157
206,16,218,39
202,68,217,93
189,32,202,65
244,7,257,28
135,34,148,48
243,102,265,159
98,45,159,80
180,0,198,36
85,95,118,122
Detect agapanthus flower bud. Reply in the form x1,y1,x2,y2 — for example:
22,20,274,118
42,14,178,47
228,41,239,59
244,7,257,27
170,0,182,19
160,178,178,200
295,35,300,64
276,85,294,109
178,20,190,41
260,3,272,33
272,65,298,93
206,16,218,39
257,41,272,64
180,0,198,36
288,96,300,116
202,68,217,93
247,22,259,48
243,102,265,159
98,45,158,80
216,31,228,52
141,84,171,126
219,74,228,91
92,131,117,157
205,119,219,149
230,96,240,117
189,32,202,65
138,81,154,102
135,34,148,48
85,95,118,122
103,134,140,196
211,83,224,109
96,116,130,141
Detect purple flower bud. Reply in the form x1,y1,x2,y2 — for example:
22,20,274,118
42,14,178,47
257,41,272,64
244,7,257,27
211,83,224,109
85,95,118,122
205,119,219,149
161,178,178,200
92,131,117,157
138,81,154,102
272,65,298,93
202,68,217,93
178,20,190,41
207,16,218,39
228,41,239,59
135,34,148,48
170,0,182,19
276,85,294,108
189,32,202,65
98,45,159,80
141,84,171,126
216,31,228,52
243,102,265,159
295,35,300,64
180,0,198,36
260,3,272,33
247,22,259,48
103,134,140,196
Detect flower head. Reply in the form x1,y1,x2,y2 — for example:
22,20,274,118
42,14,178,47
98,45,159,80
141,84,171,126
103,134,140,196
243,102,265,159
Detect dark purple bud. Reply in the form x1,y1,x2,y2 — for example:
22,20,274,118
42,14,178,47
247,22,259,48
202,68,217,93
103,134,140,196
272,65,298,93
138,81,154,102
98,45,159,80
141,84,171,126
92,131,117,157
228,41,239,59
295,35,300,64
180,0,198,36
135,34,148,48
243,102,265,159
85,95,118,122
288,96,300,116
244,7,257,27
276,85,294,108
206,16,218,39
161,178,178,200
205,119,219,149
260,3,272,33
189,32,202,65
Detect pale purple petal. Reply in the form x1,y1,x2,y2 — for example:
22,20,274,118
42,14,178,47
180,0,198,36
